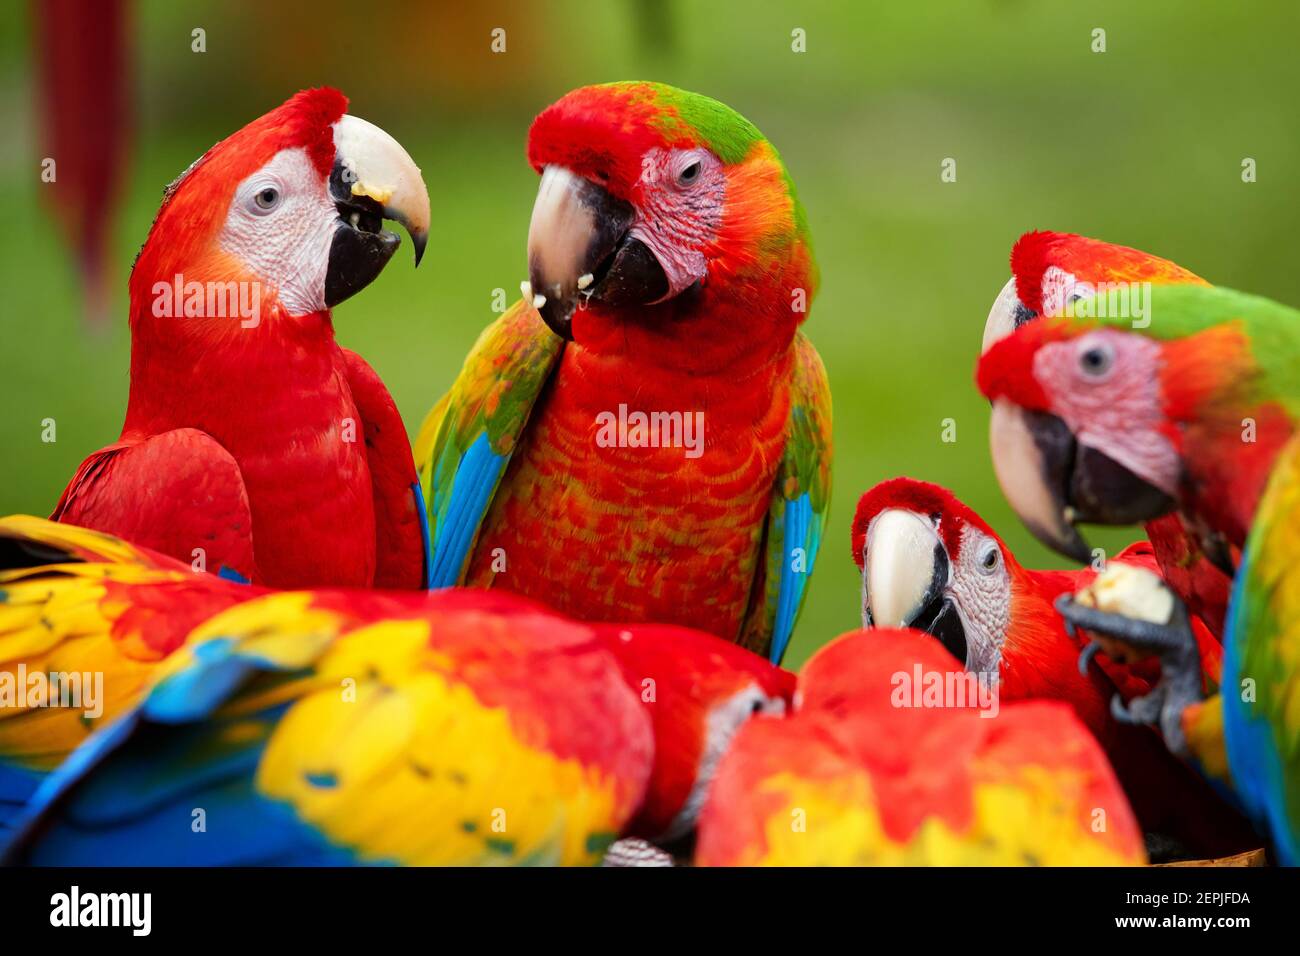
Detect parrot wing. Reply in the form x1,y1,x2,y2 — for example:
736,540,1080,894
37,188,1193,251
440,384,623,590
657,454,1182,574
7,589,654,866
51,428,257,583
741,332,833,663
414,301,563,588
1222,432,1300,865
339,348,428,590
0,517,251,830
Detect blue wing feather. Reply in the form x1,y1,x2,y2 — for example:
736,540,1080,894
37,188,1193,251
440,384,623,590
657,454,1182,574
1222,517,1300,866
429,433,507,589
771,494,818,664
412,481,434,589
1,637,364,866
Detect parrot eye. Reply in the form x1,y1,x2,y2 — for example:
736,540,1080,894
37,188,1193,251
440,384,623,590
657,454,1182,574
252,186,281,213
678,161,702,186
977,542,1000,574
1079,342,1115,378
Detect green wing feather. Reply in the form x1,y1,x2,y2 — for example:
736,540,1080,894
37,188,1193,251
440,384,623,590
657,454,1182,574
741,332,833,664
414,302,564,587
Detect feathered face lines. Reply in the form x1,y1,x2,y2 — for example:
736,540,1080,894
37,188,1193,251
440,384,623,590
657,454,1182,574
130,88,429,333
854,480,1015,675
983,230,1208,359
979,232,1218,562
523,82,807,341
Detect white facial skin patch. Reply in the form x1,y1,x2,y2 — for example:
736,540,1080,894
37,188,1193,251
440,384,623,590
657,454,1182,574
219,147,338,318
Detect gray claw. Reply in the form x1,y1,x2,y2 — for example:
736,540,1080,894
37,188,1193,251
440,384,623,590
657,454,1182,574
1110,693,1136,723
1054,592,1202,760
1078,639,1101,676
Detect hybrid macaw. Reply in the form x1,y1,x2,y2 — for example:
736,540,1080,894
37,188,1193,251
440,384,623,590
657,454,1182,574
52,87,431,590
983,230,1234,636
851,477,1256,857
0,517,792,860
694,628,1146,866
977,281,1300,863
415,82,831,664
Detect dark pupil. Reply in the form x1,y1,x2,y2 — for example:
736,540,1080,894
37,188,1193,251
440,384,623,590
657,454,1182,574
984,550,997,568
751,699,764,714
260,189,276,204
680,162,700,183
1082,348,1107,371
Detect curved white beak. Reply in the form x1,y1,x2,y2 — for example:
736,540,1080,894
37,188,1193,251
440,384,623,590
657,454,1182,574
982,276,1021,354
863,509,947,628
333,113,431,264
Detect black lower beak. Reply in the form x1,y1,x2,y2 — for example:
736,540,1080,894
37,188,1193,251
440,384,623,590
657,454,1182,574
592,237,670,309
325,164,400,308
867,538,968,666
527,169,667,340
913,594,968,667
535,234,670,339
1025,411,1177,533
1070,443,1177,525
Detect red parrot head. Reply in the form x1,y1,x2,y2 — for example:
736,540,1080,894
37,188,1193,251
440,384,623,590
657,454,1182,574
977,284,1281,557
976,232,1211,561
851,478,1065,679
593,622,795,844
129,87,429,334
981,230,1208,353
523,81,816,340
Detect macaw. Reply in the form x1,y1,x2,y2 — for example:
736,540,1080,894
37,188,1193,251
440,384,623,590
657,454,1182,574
415,82,831,664
52,87,432,590
0,517,255,831
0,517,792,861
982,230,1234,636
851,477,1256,857
694,628,1146,865
977,281,1300,862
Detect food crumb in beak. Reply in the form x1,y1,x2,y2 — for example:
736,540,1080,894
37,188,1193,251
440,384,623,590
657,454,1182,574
532,293,547,309
577,273,594,290
520,280,533,300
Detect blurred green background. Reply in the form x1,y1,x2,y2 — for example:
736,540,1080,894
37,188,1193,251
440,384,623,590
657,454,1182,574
2,0,1299,667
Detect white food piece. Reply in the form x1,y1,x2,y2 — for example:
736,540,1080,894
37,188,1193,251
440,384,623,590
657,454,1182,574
1074,562,1174,624
577,272,594,290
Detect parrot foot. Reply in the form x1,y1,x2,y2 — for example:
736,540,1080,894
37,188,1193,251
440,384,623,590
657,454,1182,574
1055,594,1188,655
1110,685,1165,726
1055,590,1201,758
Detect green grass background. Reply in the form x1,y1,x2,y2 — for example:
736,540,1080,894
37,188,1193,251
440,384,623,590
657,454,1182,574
2,1,1298,667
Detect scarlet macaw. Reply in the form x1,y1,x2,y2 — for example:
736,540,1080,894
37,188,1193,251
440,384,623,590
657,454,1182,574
695,628,1146,865
0,517,792,859
52,88,431,590
852,477,1256,857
